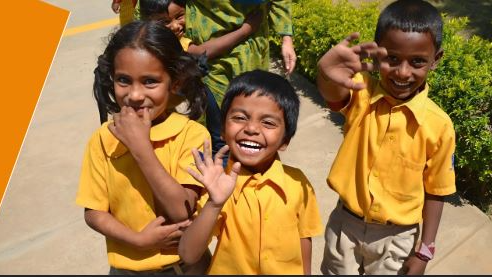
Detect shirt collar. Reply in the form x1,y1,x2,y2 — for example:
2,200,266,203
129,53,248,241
229,154,287,203
100,112,189,158
369,81,429,126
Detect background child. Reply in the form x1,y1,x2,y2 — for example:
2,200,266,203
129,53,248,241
178,70,323,274
137,0,263,160
111,0,137,26
76,21,211,274
316,0,456,274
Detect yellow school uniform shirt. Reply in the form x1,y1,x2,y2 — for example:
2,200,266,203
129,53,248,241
179,36,192,51
328,72,456,226
206,155,323,274
76,112,210,271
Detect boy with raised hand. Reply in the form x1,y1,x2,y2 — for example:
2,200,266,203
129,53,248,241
178,70,323,274
317,0,456,275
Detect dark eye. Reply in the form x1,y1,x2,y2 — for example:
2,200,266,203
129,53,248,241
143,78,158,86
231,115,247,122
386,55,399,65
262,120,277,128
412,58,427,67
115,76,130,86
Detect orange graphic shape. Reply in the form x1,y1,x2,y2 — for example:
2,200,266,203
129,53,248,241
0,2,69,211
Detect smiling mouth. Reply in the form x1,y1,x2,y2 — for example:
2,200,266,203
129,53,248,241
391,79,412,89
237,140,263,154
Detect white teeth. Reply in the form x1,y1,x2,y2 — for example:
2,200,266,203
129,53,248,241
240,146,260,153
393,80,410,86
241,141,261,147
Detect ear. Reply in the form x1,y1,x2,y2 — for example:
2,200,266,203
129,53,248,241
278,139,290,152
170,80,182,95
430,48,444,70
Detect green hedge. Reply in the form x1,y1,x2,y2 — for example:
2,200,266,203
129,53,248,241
276,0,492,211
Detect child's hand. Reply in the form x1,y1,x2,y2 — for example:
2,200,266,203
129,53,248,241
108,106,152,154
135,216,191,251
187,140,241,207
318,32,387,90
402,255,427,275
111,1,121,14
282,35,297,75
242,9,263,36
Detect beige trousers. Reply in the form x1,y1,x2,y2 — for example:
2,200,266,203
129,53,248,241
321,202,419,275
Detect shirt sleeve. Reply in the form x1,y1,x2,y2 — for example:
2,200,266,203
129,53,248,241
423,122,457,196
175,122,211,188
75,131,109,211
269,0,293,36
297,172,323,238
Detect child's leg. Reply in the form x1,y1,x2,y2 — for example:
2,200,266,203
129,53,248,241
362,223,419,274
320,201,364,275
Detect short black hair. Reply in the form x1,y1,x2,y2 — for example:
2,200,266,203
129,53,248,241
220,70,300,143
140,0,186,20
375,0,443,51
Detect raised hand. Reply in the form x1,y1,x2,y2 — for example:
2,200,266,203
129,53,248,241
108,106,152,154
318,32,388,90
187,140,241,207
135,216,191,251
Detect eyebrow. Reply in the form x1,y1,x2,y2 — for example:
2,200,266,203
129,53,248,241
229,108,283,122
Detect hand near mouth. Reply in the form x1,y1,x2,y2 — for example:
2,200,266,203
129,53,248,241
108,106,153,155
187,140,241,207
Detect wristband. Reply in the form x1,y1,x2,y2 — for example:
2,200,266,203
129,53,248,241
414,240,435,262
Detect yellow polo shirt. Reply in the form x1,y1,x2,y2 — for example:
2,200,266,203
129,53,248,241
180,36,192,51
205,156,323,274
76,112,210,271
328,72,456,226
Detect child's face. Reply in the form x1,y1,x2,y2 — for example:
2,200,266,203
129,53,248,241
113,47,177,125
222,92,288,173
153,3,186,39
378,29,442,100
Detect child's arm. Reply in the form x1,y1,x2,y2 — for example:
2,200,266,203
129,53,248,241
187,9,262,60
316,32,387,108
84,208,190,250
109,107,201,222
178,144,241,264
403,194,444,275
300,237,312,275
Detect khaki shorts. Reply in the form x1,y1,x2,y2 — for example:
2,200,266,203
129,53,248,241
109,250,212,275
321,201,419,275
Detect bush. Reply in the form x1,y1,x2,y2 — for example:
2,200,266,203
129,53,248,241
279,0,492,211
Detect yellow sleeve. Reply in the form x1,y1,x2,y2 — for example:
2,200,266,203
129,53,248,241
269,0,293,36
175,121,211,188
75,130,109,211
180,36,192,52
424,123,457,196
297,172,323,238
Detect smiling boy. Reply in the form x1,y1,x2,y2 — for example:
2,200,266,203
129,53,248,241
317,0,456,275
178,70,323,274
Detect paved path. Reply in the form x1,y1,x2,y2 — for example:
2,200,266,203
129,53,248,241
0,1,491,274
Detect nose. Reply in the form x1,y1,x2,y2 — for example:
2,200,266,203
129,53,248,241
243,121,260,135
168,21,182,34
127,85,145,103
396,61,411,79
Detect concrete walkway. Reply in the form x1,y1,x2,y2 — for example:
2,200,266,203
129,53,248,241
0,0,491,274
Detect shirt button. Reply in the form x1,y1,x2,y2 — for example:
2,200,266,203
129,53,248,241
265,256,269,260
373,171,379,177
389,135,395,141
264,215,268,221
